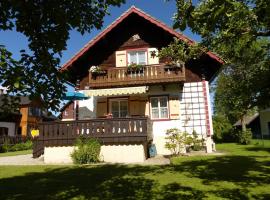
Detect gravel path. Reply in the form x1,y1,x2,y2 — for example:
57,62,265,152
0,154,45,165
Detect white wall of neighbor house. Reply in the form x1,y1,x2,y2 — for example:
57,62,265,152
77,95,96,119
44,144,146,164
0,122,16,136
259,108,270,136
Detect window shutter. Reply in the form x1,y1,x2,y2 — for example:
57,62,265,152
115,50,127,67
148,48,159,65
96,100,107,117
169,95,180,119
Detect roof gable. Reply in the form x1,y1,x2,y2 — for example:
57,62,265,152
61,6,223,71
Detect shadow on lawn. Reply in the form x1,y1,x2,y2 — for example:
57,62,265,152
0,165,204,200
0,155,270,199
171,155,270,186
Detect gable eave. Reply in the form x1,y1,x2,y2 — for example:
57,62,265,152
60,6,223,72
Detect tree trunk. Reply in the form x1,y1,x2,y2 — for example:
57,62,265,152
240,115,246,132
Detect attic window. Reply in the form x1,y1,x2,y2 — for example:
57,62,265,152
128,50,147,65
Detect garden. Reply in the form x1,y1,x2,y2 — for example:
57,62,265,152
0,140,269,200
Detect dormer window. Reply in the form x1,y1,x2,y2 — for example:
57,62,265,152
127,50,147,65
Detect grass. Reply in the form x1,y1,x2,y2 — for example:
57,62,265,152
0,140,270,199
0,149,32,157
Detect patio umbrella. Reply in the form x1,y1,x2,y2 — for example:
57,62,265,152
63,92,88,101
62,92,89,120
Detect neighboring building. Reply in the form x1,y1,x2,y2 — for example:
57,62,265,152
59,101,75,121
0,95,54,136
234,113,261,138
259,108,270,139
234,109,270,139
39,7,223,163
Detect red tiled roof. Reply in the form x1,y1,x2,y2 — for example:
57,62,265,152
60,6,223,71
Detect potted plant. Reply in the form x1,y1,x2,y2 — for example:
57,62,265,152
89,66,106,79
127,63,144,73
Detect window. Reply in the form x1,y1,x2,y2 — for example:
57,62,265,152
128,50,147,65
150,96,169,119
109,99,128,118
29,107,42,117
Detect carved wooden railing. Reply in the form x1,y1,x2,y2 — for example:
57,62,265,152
33,117,151,158
89,64,185,88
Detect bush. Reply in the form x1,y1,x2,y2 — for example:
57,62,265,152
0,140,32,153
165,128,186,155
190,130,204,151
165,128,204,154
236,129,252,145
71,137,101,164
0,140,10,153
9,140,33,151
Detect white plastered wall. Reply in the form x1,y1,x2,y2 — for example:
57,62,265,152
44,144,146,164
0,122,16,136
77,94,96,119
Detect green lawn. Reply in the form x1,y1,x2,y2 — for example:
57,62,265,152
0,149,32,157
0,141,270,200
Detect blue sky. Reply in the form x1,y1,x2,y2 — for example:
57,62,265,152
0,0,201,65
0,0,215,113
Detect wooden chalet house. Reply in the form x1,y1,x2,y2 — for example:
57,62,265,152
37,7,223,163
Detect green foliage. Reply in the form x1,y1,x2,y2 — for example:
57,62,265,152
165,128,187,155
213,114,234,143
0,140,33,153
71,137,101,164
236,129,252,145
127,63,144,71
9,140,33,152
159,37,205,65
173,0,270,110
165,128,204,154
0,0,125,111
190,130,204,151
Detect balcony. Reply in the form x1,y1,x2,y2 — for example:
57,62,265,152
88,64,185,88
33,117,152,158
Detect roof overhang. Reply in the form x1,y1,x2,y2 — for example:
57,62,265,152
83,86,149,97
60,6,224,72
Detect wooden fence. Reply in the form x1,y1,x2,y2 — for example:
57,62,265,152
33,117,152,158
0,136,30,146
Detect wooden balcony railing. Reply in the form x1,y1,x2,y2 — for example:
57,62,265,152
88,64,185,88
33,117,152,158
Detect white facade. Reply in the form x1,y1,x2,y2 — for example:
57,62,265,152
44,144,146,164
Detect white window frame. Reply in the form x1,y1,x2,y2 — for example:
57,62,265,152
127,50,147,65
150,96,169,120
109,98,129,118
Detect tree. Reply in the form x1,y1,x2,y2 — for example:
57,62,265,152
173,0,270,109
0,0,125,111
214,39,269,131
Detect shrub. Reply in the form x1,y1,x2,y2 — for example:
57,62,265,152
0,140,10,153
190,130,204,151
165,128,186,155
9,140,33,151
71,137,101,164
236,129,252,145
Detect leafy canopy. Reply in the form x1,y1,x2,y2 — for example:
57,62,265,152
173,0,270,111
0,0,125,111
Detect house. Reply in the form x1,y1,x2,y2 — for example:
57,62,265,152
0,94,54,137
59,101,75,121
234,113,261,138
234,108,270,139
36,6,223,163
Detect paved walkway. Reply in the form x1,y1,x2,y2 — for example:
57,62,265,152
0,154,44,165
